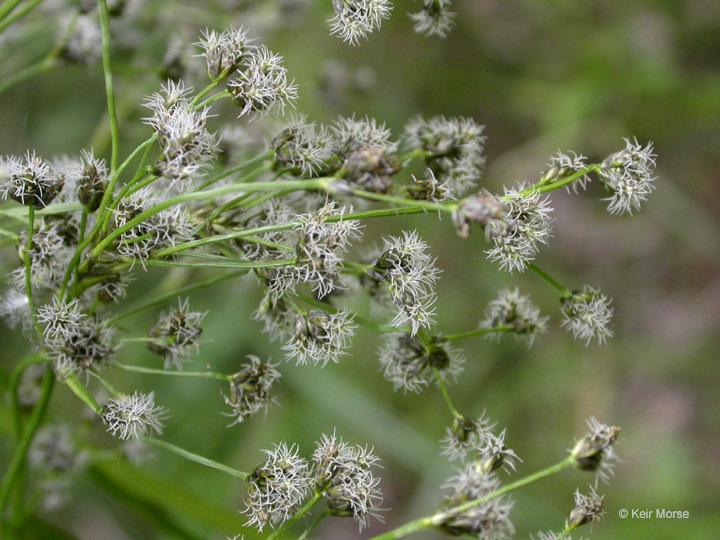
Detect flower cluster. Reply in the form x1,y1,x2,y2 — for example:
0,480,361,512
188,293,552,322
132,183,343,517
223,356,281,425
147,298,206,369
112,187,196,265
313,432,383,530
480,288,549,345
485,185,554,273
410,0,456,38
227,45,298,118
329,0,393,45
367,230,440,335
243,442,313,531
1,151,64,207
436,464,515,539
102,391,167,441
378,332,464,392
37,298,115,375
441,413,520,473
283,309,356,366
144,81,218,191
598,138,657,215
561,286,614,346
196,27,254,80
570,418,621,483
404,115,486,195
271,115,333,176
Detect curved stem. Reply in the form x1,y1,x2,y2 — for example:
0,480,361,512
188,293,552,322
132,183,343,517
433,368,463,420
439,326,512,342
298,509,331,540
368,457,575,540
138,437,248,480
97,0,119,172
0,365,55,532
114,363,232,381
8,354,46,440
266,491,324,540
528,263,570,295
0,57,56,96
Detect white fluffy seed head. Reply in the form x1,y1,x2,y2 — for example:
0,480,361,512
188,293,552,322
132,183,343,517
313,432,383,530
102,391,167,441
329,0,393,45
223,356,281,425
410,0,456,38
561,285,614,346
570,417,621,484
480,288,549,346
598,138,657,215
147,298,206,369
243,442,313,531
283,309,356,367
485,185,553,273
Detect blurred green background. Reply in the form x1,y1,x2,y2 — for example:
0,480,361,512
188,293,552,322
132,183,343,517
1,0,720,538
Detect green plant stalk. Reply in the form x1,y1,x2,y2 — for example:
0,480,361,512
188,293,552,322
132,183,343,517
97,0,119,172
528,263,570,295
439,325,512,342
513,166,599,198
7,354,46,440
0,0,43,33
266,491,324,540
0,0,22,20
298,509,331,540
368,457,575,540
138,437,248,480
88,178,332,261
351,189,456,214
195,151,273,191
114,363,232,381
433,368,463,420
0,365,55,533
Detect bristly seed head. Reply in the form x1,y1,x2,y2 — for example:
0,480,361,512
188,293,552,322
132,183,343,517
329,0,393,46
102,391,168,441
312,432,383,530
480,288,549,346
598,138,657,215
410,0,456,38
223,356,281,425
243,442,313,531
147,298,206,369
570,417,620,483
566,485,605,530
560,285,614,346
196,27,255,80
283,309,356,367
1,151,65,207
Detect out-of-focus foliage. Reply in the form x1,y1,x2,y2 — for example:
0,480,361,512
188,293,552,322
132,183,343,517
1,0,719,539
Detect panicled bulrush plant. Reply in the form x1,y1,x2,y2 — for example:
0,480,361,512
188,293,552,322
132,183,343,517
102,392,168,441
0,11,654,539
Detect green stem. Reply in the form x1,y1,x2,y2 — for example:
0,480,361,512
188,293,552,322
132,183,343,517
513,166,599,198
7,354,46,440
0,0,43,32
114,363,231,381
195,152,273,191
266,491,324,540
0,57,56,96
298,509,331,540
88,178,330,261
528,263,570,295
368,457,575,540
351,189,456,214
439,326,513,342
108,271,245,323
0,365,55,532
138,437,248,480
97,0,119,172
433,368,462,420
0,0,22,20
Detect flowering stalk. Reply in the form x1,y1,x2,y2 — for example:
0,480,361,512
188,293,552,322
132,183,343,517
97,0,119,172
138,437,249,480
368,456,575,540
265,491,324,540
